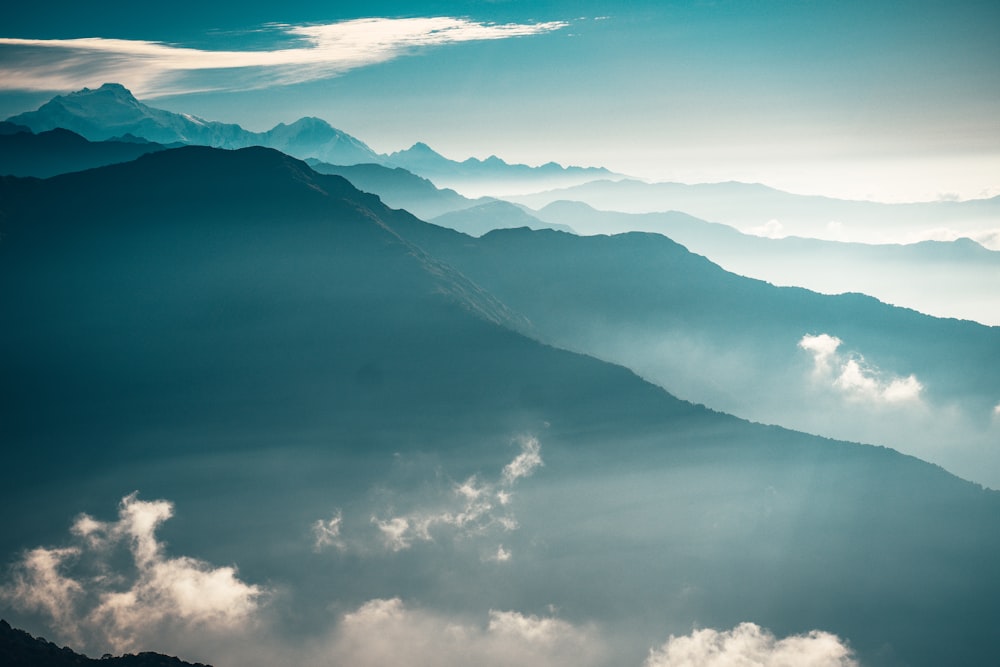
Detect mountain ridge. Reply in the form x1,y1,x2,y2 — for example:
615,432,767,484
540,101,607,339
6,84,612,191
2,137,999,667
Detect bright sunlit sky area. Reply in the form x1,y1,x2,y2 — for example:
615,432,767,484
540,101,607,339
2,0,999,202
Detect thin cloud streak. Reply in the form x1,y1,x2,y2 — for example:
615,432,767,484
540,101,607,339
0,18,568,97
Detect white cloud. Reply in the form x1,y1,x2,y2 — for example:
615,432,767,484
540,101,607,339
2,546,85,643
799,333,923,404
1,493,266,653
0,18,569,97
312,510,345,552
502,434,544,483
318,435,543,558
321,598,606,667
748,219,785,239
645,622,858,667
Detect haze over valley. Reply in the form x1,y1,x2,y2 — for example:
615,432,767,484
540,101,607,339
2,4,999,666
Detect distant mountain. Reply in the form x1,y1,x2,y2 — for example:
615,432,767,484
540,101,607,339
259,117,381,165
399,222,1000,488
7,85,617,194
0,127,170,178
0,619,211,666
306,160,483,219
506,179,1000,249
6,83,251,146
386,142,619,197
534,200,1000,325
429,200,575,236
2,148,998,667
6,84,380,166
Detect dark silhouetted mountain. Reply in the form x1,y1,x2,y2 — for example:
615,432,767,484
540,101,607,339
1,148,998,667
306,160,484,219
0,121,31,135
506,178,1000,248
534,200,1000,325
0,619,211,667
430,200,575,236
0,127,170,178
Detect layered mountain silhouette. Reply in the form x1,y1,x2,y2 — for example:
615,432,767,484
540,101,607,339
305,159,484,219
383,141,616,195
7,84,610,192
390,214,1000,488
532,200,1000,325
429,200,574,236
1,148,998,667
0,620,210,667
507,178,1000,248
0,126,171,178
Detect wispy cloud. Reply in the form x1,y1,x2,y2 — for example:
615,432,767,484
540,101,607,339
0,18,569,97
315,435,543,559
799,333,923,404
1,493,266,653
645,622,858,667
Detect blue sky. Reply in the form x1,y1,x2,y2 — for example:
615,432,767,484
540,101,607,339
2,0,999,201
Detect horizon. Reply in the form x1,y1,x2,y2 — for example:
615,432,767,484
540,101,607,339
2,1,999,203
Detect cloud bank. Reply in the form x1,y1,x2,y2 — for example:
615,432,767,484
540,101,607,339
799,333,923,404
316,597,607,667
645,622,858,667
1,492,266,653
0,17,568,97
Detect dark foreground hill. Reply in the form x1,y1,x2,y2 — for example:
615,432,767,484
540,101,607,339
0,126,170,178
1,148,998,667
0,620,210,667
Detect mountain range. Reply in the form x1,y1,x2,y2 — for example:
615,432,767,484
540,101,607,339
532,200,1000,326
6,84,614,193
506,178,1000,249
1,146,998,667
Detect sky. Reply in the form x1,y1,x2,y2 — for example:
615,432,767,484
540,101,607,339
2,0,999,201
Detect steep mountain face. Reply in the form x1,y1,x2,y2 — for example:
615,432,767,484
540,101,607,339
400,223,1000,488
0,127,170,178
1,149,998,667
534,201,1000,325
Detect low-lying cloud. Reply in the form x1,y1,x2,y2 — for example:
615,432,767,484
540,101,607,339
799,333,923,404
645,622,858,667
0,18,569,97
315,597,607,667
1,492,266,653
315,435,543,560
